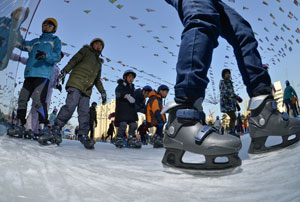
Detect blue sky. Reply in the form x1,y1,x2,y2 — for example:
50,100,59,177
1,0,300,123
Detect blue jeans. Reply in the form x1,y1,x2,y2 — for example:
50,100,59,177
166,0,271,103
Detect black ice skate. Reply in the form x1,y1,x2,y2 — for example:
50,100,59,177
24,129,35,139
115,137,124,148
248,95,300,154
161,102,242,171
153,134,164,148
127,136,142,148
79,135,94,150
7,119,25,138
38,124,62,146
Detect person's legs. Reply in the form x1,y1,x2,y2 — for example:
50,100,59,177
31,78,50,124
128,122,137,137
17,78,35,126
77,95,90,137
89,123,94,139
116,122,127,138
284,99,290,114
167,0,221,103
217,1,271,97
287,99,298,117
226,111,236,131
55,87,81,128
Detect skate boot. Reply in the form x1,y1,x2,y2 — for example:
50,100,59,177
127,136,142,148
38,124,62,146
115,136,124,148
79,135,94,150
248,95,300,154
161,102,242,170
7,119,25,138
153,134,164,148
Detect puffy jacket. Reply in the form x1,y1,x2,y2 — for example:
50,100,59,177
19,33,61,79
283,86,298,100
63,45,105,97
146,90,166,126
0,17,23,70
134,88,146,113
219,79,237,113
115,79,138,123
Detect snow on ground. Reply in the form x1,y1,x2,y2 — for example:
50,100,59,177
0,124,299,202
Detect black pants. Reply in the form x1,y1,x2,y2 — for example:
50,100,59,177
17,77,49,125
89,123,95,139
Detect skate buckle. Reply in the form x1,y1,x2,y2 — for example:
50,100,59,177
176,109,205,121
195,125,214,145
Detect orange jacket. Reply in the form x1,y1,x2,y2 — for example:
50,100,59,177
146,90,166,126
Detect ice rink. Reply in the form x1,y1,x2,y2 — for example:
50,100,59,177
0,124,299,202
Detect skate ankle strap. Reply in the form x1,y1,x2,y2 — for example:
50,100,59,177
194,126,215,145
176,109,205,121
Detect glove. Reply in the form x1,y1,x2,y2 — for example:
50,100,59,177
124,94,135,103
236,96,243,103
101,91,107,105
35,50,46,60
57,69,67,85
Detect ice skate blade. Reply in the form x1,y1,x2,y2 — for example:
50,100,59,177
162,148,241,172
162,164,242,177
248,133,300,154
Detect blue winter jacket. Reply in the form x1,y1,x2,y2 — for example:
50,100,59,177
134,88,147,113
0,17,23,70
20,33,61,79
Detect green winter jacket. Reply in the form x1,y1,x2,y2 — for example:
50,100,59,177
63,45,105,97
283,85,298,100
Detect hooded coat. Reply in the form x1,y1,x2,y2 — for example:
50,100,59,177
63,45,105,97
115,79,138,123
146,90,166,126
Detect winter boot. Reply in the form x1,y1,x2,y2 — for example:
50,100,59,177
79,135,94,149
161,102,242,170
127,136,142,148
248,95,300,154
24,129,35,139
7,119,25,138
153,134,164,148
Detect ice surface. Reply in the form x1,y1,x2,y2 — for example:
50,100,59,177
0,124,299,202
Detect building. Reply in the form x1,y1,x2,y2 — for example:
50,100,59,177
273,81,285,113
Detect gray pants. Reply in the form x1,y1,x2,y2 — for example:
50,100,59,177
117,122,137,138
55,87,90,136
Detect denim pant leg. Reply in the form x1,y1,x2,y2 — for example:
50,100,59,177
167,0,221,103
77,94,90,136
216,1,271,97
128,122,137,137
55,87,80,128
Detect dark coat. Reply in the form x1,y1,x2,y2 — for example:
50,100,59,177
134,88,146,114
89,106,97,124
115,79,138,123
